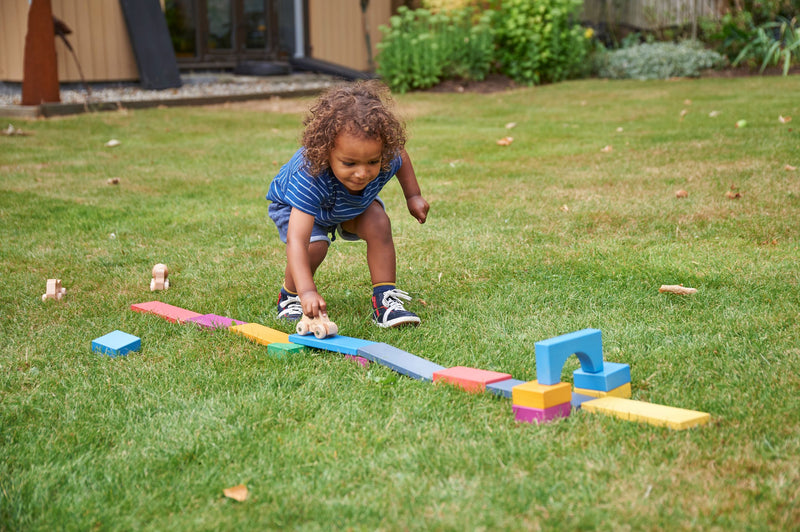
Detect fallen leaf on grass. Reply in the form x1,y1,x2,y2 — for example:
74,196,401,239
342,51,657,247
559,204,570,212
684,99,692,105
105,139,121,148
725,190,742,199
505,122,517,129
223,484,248,502
496,136,514,146
675,189,689,198
785,164,797,171
680,109,688,121
659,284,697,295
779,115,792,123
708,110,720,118
107,178,120,185
601,145,613,152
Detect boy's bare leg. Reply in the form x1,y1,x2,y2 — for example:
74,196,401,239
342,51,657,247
341,201,396,285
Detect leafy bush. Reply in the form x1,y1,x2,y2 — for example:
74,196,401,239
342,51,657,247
490,0,592,85
733,16,800,74
596,41,727,80
376,6,494,93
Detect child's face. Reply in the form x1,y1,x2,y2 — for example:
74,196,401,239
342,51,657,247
329,132,382,194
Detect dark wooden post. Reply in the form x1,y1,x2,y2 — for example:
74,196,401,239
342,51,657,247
22,0,60,105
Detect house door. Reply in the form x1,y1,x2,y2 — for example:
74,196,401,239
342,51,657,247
166,0,282,68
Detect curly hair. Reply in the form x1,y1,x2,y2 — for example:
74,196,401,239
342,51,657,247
301,80,407,177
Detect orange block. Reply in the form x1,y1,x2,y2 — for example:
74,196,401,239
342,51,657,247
432,366,513,393
230,322,290,346
512,380,572,409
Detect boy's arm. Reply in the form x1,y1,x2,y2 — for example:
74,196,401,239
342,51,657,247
286,207,326,317
396,149,429,224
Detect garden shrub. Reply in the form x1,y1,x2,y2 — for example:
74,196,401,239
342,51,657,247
376,6,494,93
490,0,592,85
596,41,728,79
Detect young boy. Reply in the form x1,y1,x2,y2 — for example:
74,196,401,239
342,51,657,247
266,81,429,328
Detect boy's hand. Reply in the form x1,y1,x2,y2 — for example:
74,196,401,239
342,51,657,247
299,290,327,318
406,195,429,224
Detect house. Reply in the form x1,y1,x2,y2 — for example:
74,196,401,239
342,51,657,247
0,0,404,85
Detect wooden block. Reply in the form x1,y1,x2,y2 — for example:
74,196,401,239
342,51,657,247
187,314,246,330
535,329,604,385
357,342,444,382
267,342,306,358
574,382,631,399
130,300,203,324
485,378,527,399
432,366,513,393
289,333,376,356
513,403,571,424
230,323,290,346
92,330,140,357
581,396,710,430
573,362,631,392
512,380,572,409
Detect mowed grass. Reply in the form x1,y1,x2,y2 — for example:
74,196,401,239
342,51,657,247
1,76,799,530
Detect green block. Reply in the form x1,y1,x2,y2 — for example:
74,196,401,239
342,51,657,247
267,342,306,358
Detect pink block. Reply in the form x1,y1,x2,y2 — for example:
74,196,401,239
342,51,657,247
345,354,370,368
130,301,203,324
432,366,513,393
187,314,247,330
513,402,571,424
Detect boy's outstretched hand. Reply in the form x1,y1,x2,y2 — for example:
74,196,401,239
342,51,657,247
407,194,429,224
299,290,327,318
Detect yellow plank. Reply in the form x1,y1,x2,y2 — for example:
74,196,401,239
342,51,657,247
574,382,631,399
512,380,572,409
230,323,289,346
581,396,710,430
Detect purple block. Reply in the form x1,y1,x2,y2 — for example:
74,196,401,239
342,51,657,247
345,355,370,368
513,402,571,424
187,314,246,330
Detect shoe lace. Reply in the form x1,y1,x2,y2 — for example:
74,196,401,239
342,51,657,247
381,288,412,312
280,294,302,313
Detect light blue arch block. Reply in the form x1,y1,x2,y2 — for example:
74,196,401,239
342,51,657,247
573,362,630,392
535,328,604,385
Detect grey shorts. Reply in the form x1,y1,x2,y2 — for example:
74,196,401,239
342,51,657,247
268,199,384,244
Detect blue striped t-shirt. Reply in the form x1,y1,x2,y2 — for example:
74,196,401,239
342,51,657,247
266,148,403,226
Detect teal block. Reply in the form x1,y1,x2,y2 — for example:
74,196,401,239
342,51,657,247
288,333,376,356
535,328,604,385
92,330,140,357
573,362,631,392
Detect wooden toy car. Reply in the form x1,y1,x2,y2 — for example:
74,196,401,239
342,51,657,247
150,263,169,291
42,279,66,301
296,314,338,339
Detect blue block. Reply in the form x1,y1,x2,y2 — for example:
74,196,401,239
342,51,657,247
535,329,604,385
356,343,445,382
571,391,597,410
573,361,631,392
92,330,141,357
485,378,527,398
288,333,376,356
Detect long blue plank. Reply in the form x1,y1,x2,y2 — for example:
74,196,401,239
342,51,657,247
288,333,376,356
357,342,445,382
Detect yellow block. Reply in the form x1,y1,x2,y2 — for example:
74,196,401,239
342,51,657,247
230,323,290,346
581,396,710,430
574,382,631,399
512,380,572,409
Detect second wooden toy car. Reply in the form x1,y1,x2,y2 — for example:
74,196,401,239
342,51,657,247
42,278,66,301
150,263,169,291
296,314,338,339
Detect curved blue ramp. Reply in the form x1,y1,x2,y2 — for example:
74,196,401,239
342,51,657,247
535,329,604,385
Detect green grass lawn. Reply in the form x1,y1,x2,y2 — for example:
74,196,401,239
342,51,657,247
1,76,799,530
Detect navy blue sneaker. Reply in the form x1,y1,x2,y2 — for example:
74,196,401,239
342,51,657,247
372,288,420,328
277,290,303,321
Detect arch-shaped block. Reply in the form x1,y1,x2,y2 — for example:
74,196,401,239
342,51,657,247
535,329,604,385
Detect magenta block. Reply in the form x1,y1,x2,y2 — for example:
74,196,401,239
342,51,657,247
187,314,246,330
345,354,370,368
513,402,571,424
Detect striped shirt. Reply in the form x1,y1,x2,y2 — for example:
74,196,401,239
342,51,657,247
267,148,403,226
